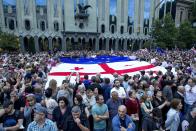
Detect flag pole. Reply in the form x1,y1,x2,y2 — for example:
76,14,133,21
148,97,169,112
164,0,167,18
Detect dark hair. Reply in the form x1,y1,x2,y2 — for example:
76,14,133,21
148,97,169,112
124,74,129,81
75,94,83,104
154,90,161,96
62,79,69,84
25,86,34,94
45,88,52,98
91,76,96,83
149,71,153,75
140,70,145,75
84,74,89,80
104,78,110,84
95,95,103,101
128,90,135,97
170,98,181,109
114,79,120,84
58,96,69,106
25,73,32,80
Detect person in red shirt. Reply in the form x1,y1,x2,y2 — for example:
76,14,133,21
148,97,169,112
125,90,140,131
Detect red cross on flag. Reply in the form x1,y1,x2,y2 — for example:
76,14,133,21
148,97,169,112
46,60,167,88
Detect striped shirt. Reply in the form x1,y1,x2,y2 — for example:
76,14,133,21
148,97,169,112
27,119,57,131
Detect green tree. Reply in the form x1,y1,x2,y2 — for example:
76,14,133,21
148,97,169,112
0,32,19,51
178,21,196,48
151,14,178,49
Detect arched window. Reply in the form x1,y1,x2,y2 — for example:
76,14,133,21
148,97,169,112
101,24,105,33
111,25,115,34
8,19,15,30
180,11,183,23
25,20,31,31
144,27,148,35
40,21,45,31
54,22,59,31
120,26,124,34
129,26,133,34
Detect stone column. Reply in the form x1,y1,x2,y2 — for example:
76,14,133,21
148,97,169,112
47,0,53,31
105,0,110,33
134,0,139,34
102,39,104,50
132,40,135,51
19,37,25,53
149,0,155,29
62,37,66,51
117,0,121,33
124,39,127,50
115,38,119,51
164,0,167,18
95,38,99,51
16,0,23,31
106,38,109,51
123,0,128,33
48,37,53,51
31,0,37,30
139,40,143,49
139,0,145,34
34,36,39,52
0,0,5,31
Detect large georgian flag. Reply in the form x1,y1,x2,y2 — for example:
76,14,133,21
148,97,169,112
45,56,167,88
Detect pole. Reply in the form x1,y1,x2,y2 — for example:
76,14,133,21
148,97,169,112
164,0,167,18
170,0,172,15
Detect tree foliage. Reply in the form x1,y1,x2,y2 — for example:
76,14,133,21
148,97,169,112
177,21,196,48
151,14,178,49
0,31,19,51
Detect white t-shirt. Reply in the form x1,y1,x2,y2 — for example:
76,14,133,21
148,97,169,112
184,84,196,105
110,87,126,99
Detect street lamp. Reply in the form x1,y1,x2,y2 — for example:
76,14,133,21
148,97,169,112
193,21,196,28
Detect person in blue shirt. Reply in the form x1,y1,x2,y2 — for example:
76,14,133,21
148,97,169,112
112,105,135,131
27,104,57,131
92,95,109,131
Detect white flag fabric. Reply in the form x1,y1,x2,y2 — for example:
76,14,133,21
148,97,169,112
45,60,167,88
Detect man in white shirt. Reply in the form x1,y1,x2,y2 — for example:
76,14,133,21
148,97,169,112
184,78,196,112
110,79,126,99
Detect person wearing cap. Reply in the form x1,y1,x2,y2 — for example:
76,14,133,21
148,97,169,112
0,100,23,131
64,106,89,131
27,104,57,131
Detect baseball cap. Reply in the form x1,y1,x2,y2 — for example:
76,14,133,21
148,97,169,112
34,104,47,114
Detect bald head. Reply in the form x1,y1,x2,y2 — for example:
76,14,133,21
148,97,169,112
118,105,127,119
177,86,185,94
118,105,127,112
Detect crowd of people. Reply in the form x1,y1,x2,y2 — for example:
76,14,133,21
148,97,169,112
0,49,196,131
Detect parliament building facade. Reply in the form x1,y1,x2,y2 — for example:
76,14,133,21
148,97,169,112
0,0,193,52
